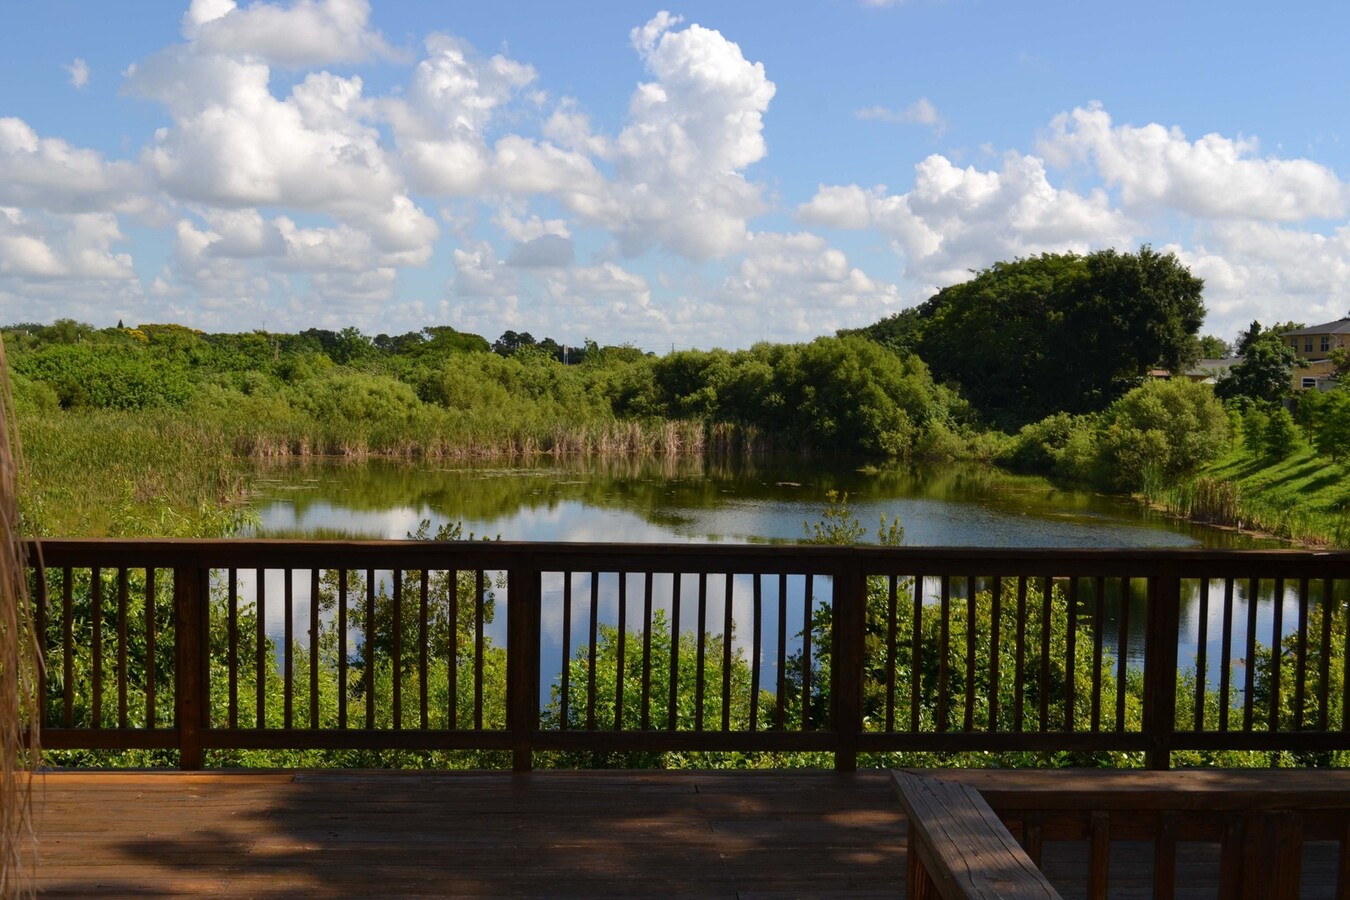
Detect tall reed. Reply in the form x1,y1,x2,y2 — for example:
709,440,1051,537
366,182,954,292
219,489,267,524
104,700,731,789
1,335,39,898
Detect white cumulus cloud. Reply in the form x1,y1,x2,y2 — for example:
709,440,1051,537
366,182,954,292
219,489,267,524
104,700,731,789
568,12,775,260
800,152,1131,286
0,208,135,280
64,58,90,88
0,117,146,214
185,0,396,66
856,98,946,134
1039,102,1349,221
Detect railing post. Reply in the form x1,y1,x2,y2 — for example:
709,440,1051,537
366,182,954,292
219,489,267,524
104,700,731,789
1144,565,1181,770
508,565,542,772
174,566,209,770
832,556,866,773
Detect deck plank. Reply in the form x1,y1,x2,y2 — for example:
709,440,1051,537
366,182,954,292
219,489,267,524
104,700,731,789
29,770,906,898
26,768,1350,898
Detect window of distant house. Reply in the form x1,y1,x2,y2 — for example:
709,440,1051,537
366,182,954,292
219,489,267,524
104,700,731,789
1292,339,1300,350
1303,377,1318,389
1306,336,1315,352
1322,335,1331,352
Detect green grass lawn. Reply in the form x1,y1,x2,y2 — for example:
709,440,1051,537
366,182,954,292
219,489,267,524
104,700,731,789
1200,440,1350,546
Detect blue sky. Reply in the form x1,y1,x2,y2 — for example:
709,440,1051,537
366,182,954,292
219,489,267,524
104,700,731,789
3,0,1349,351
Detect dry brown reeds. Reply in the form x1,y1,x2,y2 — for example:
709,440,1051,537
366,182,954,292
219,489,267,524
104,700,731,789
0,334,40,898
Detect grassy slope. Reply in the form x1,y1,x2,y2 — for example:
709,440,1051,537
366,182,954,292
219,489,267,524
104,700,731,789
1200,439,1350,546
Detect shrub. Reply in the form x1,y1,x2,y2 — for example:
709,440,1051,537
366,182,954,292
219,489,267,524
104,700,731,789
1098,379,1230,489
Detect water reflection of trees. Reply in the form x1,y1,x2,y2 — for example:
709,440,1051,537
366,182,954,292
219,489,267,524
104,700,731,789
246,456,1257,545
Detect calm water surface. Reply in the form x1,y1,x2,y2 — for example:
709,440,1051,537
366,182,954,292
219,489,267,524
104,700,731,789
243,455,1282,549
236,457,1296,691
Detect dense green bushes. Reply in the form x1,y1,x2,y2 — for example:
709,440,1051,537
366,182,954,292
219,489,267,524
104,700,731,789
998,379,1231,491
6,321,975,467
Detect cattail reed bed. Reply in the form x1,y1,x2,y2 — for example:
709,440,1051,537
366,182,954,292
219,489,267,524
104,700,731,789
1157,474,1348,548
16,409,777,536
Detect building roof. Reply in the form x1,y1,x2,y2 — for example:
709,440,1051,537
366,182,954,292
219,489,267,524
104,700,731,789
1282,317,1350,337
1185,357,1240,377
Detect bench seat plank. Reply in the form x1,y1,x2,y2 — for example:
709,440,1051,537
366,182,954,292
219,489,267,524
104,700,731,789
892,770,1061,900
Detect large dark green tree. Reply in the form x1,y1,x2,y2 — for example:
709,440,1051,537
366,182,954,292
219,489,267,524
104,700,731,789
851,247,1205,429
1215,328,1297,406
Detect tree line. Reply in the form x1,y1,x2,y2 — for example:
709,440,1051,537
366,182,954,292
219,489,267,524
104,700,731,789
7,245,1350,540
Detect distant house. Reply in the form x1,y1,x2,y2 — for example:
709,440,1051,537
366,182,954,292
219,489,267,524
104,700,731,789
1183,357,1241,384
1281,318,1349,390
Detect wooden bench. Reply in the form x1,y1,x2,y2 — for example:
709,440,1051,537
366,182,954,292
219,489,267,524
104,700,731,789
891,770,1062,899
902,769,1350,900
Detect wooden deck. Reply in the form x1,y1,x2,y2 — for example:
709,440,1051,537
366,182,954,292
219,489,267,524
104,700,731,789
26,768,1350,898
28,770,906,898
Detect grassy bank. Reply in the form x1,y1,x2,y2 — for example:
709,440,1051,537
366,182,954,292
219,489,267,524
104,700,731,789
1149,443,1350,547
16,409,728,536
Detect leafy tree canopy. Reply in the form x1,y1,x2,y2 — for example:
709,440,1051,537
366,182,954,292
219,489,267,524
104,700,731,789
1215,326,1297,407
847,247,1206,429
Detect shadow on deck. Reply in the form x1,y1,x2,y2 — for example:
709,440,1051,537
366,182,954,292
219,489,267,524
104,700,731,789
32,770,904,898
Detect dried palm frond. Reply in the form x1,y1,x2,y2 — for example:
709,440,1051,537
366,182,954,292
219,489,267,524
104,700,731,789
0,333,40,899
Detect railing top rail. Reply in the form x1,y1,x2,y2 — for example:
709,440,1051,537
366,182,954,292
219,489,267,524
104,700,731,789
23,538,1350,576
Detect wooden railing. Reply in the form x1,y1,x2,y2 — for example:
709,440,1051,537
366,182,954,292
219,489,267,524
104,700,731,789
23,540,1350,770
922,768,1350,899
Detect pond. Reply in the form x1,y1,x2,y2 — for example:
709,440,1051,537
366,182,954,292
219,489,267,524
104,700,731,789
234,456,1300,699
243,455,1281,550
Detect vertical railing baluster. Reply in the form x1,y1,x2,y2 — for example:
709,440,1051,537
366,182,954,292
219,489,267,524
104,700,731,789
257,568,267,730
392,569,403,731
1039,576,1052,733
1344,580,1350,732
775,572,787,732
989,577,1002,732
117,568,128,730
641,572,653,731
364,569,375,730
721,573,734,732
1194,577,1210,732
669,573,682,731
616,571,628,731
1144,566,1182,770
173,566,208,770
474,569,484,731
1294,577,1309,731
33,562,47,729
447,568,458,729
1219,578,1234,733
587,572,599,731
911,573,924,733
337,569,348,729
964,578,976,733
1014,576,1027,732
560,571,572,729
695,572,707,732
419,569,429,731
310,569,320,730
91,568,102,729
1116,577,1130,732
1319,577,1333,732
833,560,864,772
937,575,950,732
283,569,293,730
886,575,898,733
1269,576,1284,732
145,569,155,729
227,569,238,729
1065,576,1078,732
507,564,542,772
750,574,762,732
802,573,814,731
1092,575,1105,734
1244,577,1259,732
62,569,72,728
